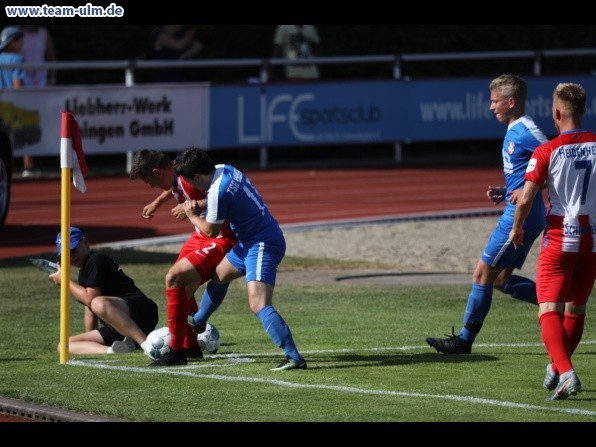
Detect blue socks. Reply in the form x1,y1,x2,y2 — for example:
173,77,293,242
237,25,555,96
459,284,493,344
257,305,302,362
458,276,537,345
193,280,229,326
193,286,303,362
501,275,538,305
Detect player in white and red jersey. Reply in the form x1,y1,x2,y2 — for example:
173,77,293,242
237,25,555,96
130,149,237,366
510,82,596,400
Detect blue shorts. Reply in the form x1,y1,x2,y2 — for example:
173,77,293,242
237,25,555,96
226,238,286,285
481,215,544,270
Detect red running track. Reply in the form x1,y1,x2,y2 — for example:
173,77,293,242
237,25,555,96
0,166,505,260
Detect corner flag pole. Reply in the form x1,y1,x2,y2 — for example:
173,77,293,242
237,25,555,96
59,112,88,364
59,154,71,365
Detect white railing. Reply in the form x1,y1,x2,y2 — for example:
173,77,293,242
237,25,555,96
3,48,596,169
2,47,596,86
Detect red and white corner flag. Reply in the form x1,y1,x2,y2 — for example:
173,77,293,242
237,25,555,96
60,111,88,193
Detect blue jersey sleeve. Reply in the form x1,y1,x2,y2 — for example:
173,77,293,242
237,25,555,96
206,165,283,245
502,116,547,220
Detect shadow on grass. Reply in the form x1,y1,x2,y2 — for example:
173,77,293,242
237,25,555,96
336,271,466,281
0,248,178,270
307,352,498,369
0,357,37,363
238,351,498,370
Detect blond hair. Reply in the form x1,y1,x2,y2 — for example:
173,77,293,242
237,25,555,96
489,74,528,103
553,83,586,119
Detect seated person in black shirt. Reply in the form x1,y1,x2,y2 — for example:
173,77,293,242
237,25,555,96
49,227,159,354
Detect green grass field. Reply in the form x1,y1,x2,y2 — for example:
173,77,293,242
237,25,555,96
1,249,595,422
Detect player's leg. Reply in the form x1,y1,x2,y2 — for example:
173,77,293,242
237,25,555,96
537,249,581,400
183,284,204,358
563,253,596,358
496,219,544,304
186,283,199,318
426,220,509,354
147,257,202,366
184,282,203,357
248,280,304,368
457,260,502,344
243,242,306,370
563,305,585,361
540,302,580,400
188,240,236,333
497,272,537,304
164,258,201,351
460,219,528,344
212,245,245,284
191,279,230,332
425,261,501,354
155,234,216,364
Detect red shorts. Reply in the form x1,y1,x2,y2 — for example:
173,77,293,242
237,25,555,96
536,245,596,306
176,232,236,286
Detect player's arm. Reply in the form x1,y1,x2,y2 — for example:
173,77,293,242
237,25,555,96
183,200,222,237
170,203,187,221
487,185,507,205
509,180,541,248
198,220,223,238
171,198,206,221
507,187,524,205
142,189,174,219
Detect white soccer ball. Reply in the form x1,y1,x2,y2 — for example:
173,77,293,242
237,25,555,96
143,326,171,360
197,323,220,354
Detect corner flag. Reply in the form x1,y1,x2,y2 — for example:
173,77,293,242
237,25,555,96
60,111,88,193
58,111,88,364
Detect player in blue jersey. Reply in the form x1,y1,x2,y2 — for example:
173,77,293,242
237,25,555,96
174,147,307,371
426,74,548,354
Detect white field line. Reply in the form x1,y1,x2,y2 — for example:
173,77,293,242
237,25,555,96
70,340,596,418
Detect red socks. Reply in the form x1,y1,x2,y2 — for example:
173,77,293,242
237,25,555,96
166,288,188,351
539,310,572,375
563,312,585,358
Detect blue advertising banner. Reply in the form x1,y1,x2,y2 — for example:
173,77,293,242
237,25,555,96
210,80,407,147
210,75,596,148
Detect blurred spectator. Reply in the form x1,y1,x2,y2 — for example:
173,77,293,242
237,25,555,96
20,25,57,86
18,25,57,177
0,26,25,88
272,25,321,81
0,26,36,177
151,25,203,83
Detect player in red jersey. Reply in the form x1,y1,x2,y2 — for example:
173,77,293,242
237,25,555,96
130,149,237,366
510,83,596,400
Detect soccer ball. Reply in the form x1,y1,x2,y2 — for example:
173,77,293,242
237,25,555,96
197,323,220,354
143,326,171,360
